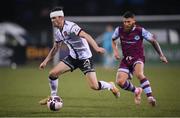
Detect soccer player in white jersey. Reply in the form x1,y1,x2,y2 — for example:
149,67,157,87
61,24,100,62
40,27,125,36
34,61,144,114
39,7,120,105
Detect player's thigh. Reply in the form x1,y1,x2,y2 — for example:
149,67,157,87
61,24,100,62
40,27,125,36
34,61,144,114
85,72,99,89
133,63,145,79
49,61,71,76
116,71,129,85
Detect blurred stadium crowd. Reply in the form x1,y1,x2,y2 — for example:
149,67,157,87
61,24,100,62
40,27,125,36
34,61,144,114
0,0,180,26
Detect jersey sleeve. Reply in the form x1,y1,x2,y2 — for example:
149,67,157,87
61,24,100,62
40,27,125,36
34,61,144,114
112,27,119,41
142,28,154,41
70,23,82,36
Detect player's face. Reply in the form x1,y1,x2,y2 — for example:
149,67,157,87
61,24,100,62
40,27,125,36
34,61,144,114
123,18,135,32
51,16,64,28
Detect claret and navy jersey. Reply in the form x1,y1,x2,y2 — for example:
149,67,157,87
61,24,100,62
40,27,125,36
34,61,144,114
112,25,154,59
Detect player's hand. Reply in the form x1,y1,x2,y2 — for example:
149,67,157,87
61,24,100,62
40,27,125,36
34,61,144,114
96,47,105,54
160,55,168,64
114,51,120,60
39,61,47,70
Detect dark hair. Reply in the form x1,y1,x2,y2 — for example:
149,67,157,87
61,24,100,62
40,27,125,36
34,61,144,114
122,11,135,18
50,6,63,12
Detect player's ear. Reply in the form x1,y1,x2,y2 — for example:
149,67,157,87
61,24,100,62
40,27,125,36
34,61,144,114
133,19,136,24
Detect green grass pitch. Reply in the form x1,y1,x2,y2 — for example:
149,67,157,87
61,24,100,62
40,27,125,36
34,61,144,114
0,64,180,117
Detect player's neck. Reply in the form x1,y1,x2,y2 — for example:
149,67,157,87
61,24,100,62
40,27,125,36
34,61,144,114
123,25,135,33
58,20,65,31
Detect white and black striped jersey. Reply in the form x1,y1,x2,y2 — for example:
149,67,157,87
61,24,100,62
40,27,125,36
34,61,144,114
53,20,92,59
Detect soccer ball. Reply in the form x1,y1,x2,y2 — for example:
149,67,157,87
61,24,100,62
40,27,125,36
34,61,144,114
47,96,63,111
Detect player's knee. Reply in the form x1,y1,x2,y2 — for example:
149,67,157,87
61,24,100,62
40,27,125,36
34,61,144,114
49,70,59,78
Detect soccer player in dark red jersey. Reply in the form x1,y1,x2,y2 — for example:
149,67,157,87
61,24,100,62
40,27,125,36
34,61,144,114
112,11,168,106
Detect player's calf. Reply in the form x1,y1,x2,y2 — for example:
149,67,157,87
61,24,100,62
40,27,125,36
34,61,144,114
140,78,156,106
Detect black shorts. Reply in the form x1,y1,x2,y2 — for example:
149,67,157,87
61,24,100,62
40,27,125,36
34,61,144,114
61,55,95,75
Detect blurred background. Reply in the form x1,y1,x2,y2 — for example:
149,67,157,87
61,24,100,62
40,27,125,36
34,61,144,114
0,0,180,68
1,1,180,117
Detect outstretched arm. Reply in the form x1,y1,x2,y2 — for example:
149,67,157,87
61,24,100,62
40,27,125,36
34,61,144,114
39,42,60,69
149,39,168,63
79,30,105,54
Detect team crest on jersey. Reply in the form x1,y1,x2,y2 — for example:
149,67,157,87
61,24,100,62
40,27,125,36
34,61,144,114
134,35,140,40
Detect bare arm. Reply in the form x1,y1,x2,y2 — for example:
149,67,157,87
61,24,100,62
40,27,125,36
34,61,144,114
39,42,60,69
149,39,168,63
79,30,105,54
112,39,120,60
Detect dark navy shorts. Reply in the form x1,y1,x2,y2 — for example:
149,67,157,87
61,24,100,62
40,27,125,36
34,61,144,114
61,55,95,75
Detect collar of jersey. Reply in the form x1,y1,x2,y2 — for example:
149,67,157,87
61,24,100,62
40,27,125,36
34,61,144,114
59,20,67,32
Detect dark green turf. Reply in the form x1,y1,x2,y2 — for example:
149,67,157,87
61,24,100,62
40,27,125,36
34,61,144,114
0,64,180,117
